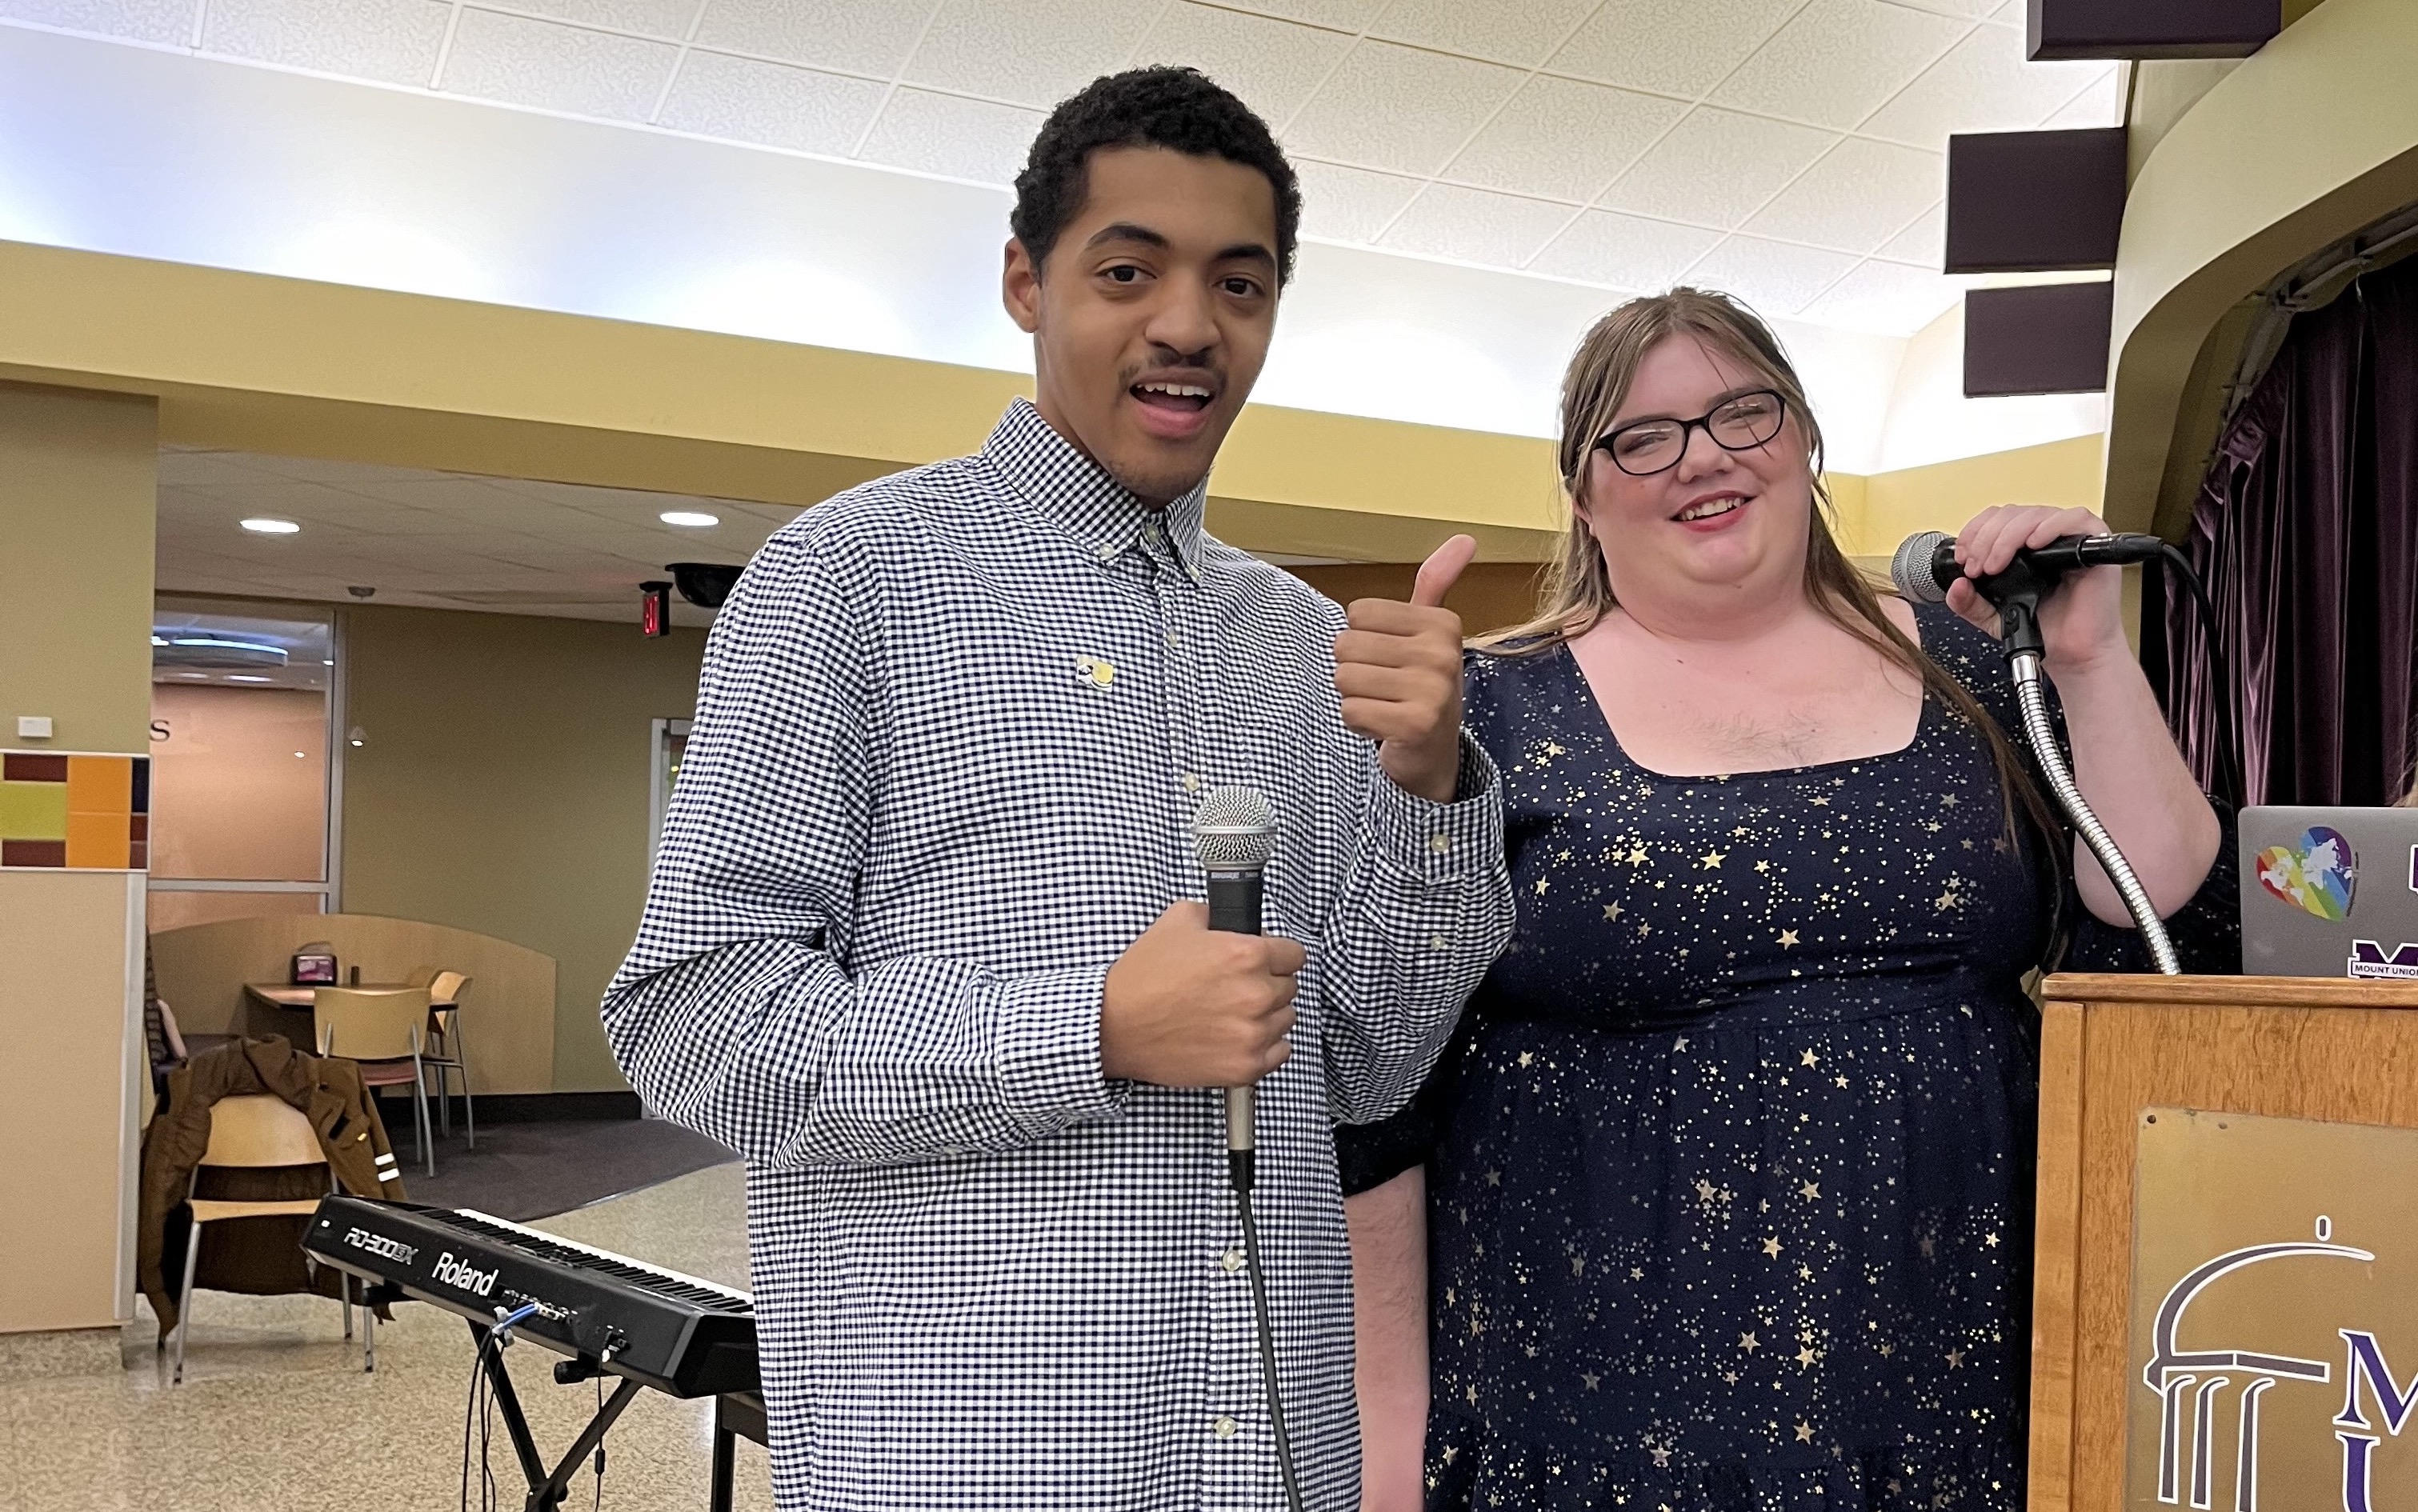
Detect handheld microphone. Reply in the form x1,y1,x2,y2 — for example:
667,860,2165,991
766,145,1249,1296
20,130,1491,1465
1189,784,1278,1158
1890,529,2165,606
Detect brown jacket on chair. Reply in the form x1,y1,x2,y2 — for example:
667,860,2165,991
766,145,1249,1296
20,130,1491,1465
138,1036,406,1333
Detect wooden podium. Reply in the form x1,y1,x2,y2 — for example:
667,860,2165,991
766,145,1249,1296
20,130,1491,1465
2026,973,2418,1510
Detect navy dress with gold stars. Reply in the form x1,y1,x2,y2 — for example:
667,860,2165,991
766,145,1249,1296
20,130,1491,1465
1339,604,2237,1511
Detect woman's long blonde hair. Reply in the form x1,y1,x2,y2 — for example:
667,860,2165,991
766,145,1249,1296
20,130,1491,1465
1482,287,2054,847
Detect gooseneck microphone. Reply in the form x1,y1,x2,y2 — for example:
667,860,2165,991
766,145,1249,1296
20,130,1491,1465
1888,530,2182,974
1187,785,1303,1512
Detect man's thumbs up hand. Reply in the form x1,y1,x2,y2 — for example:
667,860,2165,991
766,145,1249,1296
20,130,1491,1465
1334,534,1476,803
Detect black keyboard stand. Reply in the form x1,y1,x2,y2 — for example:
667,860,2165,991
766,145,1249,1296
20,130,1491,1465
710,1392,767,1512
469,1321,645,1512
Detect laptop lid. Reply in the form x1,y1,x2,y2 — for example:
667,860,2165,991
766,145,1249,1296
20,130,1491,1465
2240,806,2418,979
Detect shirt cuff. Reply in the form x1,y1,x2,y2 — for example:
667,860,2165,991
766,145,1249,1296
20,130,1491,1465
1366,729,1502,886
996,962,1128,1135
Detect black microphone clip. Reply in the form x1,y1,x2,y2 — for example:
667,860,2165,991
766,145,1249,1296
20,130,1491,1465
1889,530,2164,660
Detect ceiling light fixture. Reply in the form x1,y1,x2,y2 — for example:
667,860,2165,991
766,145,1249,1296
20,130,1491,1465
240,518,302,534
170,637,283,655
659,510,720,528
226,674,273,682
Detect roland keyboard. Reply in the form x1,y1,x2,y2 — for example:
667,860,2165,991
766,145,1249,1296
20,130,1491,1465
303,1194,758,1398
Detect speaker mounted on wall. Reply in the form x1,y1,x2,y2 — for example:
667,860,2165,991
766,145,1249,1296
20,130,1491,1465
1964,282,2116,397
1946,128,2128,274
2028,0,2278,60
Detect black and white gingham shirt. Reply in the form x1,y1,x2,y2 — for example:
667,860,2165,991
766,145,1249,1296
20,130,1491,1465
604,400,1513,1510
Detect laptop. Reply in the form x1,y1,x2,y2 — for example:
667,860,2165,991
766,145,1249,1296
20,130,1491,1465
2240,806,2418,979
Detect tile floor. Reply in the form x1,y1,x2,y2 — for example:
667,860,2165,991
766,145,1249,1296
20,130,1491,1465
0,1162,771,1511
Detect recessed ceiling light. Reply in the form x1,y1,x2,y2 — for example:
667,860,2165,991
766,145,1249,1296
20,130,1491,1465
241,518,301,535
226,674,273,682
659,510,719,528
150,635,168,646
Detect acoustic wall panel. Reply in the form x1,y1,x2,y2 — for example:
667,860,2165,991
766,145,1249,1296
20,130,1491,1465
2028,0,2279,60
1946,128,2128,274
1964,282,2116,396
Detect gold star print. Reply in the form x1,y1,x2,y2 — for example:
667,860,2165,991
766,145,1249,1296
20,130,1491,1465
1936,889,1961,910
1797,1265,1812,1281
1518,1051,1534,1068
1603,901,1623,921
1535,877,1551,895
1808,795,1831,806
1739,1332,1760,1354
1571,1256,1586,1276
1761,1237,1782,1258
1940,792,1960,807
1695,1178,1718,1201
1800,1049,1820,1067
1731,826,1751,838
1946,1348,1965,1368
1485,1169,1501,1186
1581,1371,1601,1390
1673,1035,1689,1051
1983,1231,2000,1248
1962,838,1976,850
1442,1446,1459,1465
1699,850,1726,869
1795,1346,1820,1368
1626,845,1649,866
1919,1236,1936,1258
1648,1446,1671,1468
1754,858,1771,874
1924,820,1943,834
1631,1266,1645,1280
1720,1370,1739,1385
1466,1385,1479,1405
1833,1074,1849,1089
1540,741,1567,759
1778,930,1799,947
1992,836,2012,854
1637,922,1653,938
1795,1422,1815,1444
1879,1342,1895,1358
1799,1181,1820,1200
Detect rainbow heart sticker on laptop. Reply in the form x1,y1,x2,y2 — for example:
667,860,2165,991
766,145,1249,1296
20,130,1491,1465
2254,826,2356,920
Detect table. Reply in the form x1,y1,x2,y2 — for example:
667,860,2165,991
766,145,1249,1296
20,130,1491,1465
244,982,413,1010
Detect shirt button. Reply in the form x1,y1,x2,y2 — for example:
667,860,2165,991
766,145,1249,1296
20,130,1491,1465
1221,1247,1244,1273
1429,934,1450,952
1428,832,1452,854
1096,543,1119,562
1164,628,1180,649
1213,1416,1238,1438
1181,773,1201,794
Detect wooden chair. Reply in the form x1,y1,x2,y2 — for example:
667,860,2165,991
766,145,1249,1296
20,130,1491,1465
418,970,475,1148
314,986,436,1178
167,1094,363,1384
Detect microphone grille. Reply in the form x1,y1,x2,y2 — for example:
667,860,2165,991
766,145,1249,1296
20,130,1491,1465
1191,785,1276,871
1892,530,1951,605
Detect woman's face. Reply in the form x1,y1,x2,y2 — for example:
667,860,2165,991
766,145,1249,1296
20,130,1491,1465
1576,332,1816,603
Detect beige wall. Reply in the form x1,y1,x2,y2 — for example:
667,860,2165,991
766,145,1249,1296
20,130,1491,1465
338,604,707,1091
0,382,155,1334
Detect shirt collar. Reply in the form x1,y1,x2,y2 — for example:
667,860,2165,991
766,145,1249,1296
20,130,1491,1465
982,398,1207,579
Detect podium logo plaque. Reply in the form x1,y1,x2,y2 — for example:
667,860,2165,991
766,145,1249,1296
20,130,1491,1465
2128,1109,2418,1511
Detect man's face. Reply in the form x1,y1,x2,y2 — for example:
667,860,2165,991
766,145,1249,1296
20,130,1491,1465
1004,146,1281,506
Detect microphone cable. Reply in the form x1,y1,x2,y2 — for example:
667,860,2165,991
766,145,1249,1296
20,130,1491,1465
1226,1144,1306,1512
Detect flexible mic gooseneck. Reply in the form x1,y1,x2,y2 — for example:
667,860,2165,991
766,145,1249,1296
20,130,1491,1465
1189,786,1304,1512
1888,530,2181,974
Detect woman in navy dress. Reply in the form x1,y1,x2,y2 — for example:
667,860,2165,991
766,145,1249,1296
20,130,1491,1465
1341,290,2236,1511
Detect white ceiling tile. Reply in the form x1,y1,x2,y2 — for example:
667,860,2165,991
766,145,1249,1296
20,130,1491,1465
657,50,887,154
1291,159,1423,242
1548,0,1800,100
440,8,679,122
1859,22,2112,149
1219,0,1385,29
1128,3,1352,128
855,88,1043,184
1709,0,1969,130
902,0,1161,110
1741,136,1939,253
1875,201,1943,266
500,0,702,39
202,0,450,87
691,0,932,78
0,0,194,46
1676,234,1860,315
1371,0,1598,69
1595,107,1836,230
1442,76,1685,205
1378,184,1576,267
156,452,281,488
1284,41,1525,176
2041,69,2124,130
1877,0,1997,18
1527,210,1724,291
1799,255,1964,334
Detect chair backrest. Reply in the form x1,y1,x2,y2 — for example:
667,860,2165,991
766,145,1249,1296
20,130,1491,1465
427,970,470,1008
314,986,430,1061
202,1094,325,1169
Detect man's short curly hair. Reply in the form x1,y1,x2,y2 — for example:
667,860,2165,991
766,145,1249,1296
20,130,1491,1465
1011,67,1301,286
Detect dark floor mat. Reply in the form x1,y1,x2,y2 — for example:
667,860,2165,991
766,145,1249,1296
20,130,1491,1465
390,1117,738,1221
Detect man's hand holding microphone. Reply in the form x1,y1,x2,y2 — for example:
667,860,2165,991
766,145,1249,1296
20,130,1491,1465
1099,534,1478,1086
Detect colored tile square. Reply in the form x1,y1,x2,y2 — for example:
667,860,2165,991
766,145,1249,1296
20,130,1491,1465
130,814,149,843
129,840,148,870
3,754,67,783
66,755,132,815
1,838,66,867
65,811,130,870
0,781,69,841
131,758,149,815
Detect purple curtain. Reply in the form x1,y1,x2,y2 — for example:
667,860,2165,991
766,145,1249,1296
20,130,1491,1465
2160,253,2418,806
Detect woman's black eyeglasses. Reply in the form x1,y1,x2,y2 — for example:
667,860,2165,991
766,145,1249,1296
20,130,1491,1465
1593,390,1787,477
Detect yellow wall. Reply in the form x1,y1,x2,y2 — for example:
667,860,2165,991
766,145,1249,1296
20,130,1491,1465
338,604,707,1091
1830,435,2108,558
0,382,155,1336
